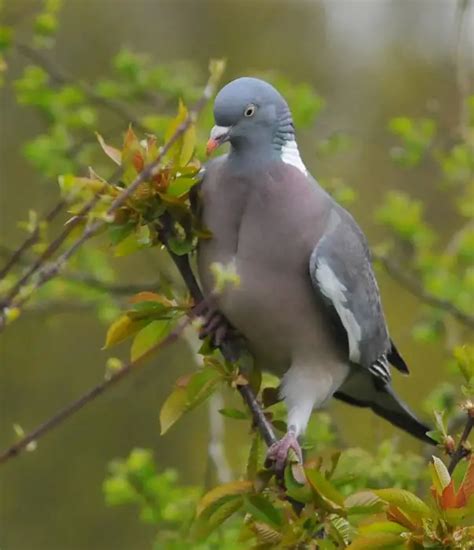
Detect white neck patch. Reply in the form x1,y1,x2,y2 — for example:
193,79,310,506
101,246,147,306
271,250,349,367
281,139,307,175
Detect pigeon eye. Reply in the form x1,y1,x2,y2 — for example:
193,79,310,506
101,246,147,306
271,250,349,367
244,104,256,117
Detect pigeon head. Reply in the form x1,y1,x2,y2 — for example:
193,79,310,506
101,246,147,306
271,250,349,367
206,77,297,162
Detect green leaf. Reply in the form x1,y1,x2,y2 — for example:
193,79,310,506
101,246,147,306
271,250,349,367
305,467,345,509
372,488,432,519
218,408,248,420
430,456,451,495
192,495,243,540
167,234,195,256
179,124,196,166
108,223,135,245
113,232,143,257
283,464,312,503
104,315,146,348
345,491,383,515
244,495,282,528
347,533,404,549
328,515,353,546
130,320,170,361
167,176,197,197
160,368,222,434
246,433,262,481
359,521,406,536
159,386,188,436
196,480,253,517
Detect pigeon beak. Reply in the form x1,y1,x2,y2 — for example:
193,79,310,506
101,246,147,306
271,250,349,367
206,125,230,156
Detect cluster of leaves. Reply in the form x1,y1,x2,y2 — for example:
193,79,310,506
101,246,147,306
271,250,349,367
1,4,473,547
376,97,474,344
102,325,474,548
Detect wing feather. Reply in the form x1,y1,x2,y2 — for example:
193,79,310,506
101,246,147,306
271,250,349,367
310,207,395,381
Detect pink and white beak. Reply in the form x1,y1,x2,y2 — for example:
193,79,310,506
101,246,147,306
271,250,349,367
206,125,230,156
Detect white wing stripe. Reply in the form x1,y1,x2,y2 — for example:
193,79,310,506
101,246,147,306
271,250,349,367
315,260,362,362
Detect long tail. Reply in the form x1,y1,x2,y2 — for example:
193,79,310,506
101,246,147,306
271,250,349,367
334,373,435,445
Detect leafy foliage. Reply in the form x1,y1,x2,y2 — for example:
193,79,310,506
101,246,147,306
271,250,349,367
0,4,473,548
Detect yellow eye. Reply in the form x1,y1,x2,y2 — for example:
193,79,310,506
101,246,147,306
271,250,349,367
244,104,256,117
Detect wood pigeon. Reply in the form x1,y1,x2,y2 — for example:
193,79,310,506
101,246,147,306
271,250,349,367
196,77,433,471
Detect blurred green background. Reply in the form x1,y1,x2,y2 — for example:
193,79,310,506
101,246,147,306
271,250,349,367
0,0,471,548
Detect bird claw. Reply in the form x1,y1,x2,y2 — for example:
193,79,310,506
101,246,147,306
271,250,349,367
265,431,302,475
198,308,234,347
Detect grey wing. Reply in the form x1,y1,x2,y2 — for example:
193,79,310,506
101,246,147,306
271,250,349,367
309,208,396,382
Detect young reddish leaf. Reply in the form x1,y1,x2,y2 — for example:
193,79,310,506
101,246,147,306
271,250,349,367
132,151,144,172
96,133,121,165
386,504,419,531
458,454,474,506
440,481,458,509
121,126,143,183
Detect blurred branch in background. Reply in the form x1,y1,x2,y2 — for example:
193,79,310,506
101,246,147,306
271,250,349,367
0,61,277,472
374,253,474,329
0,300,204,465
14,41,151,133
0,198,66,280
454,0,473,139
206,392,232,484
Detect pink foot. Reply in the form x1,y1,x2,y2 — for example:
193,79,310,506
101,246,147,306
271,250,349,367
198,308,234,347
265,431,303,474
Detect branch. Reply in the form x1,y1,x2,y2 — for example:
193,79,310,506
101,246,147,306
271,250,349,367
448,411,474,475
0,64,276,484
158,213,277,448
0,192,104,313
0,198,66,280
0,303,203,465
0,66,219,330
374,253,474,329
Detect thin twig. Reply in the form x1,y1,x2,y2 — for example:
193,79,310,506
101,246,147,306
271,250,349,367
374,254,474,329
0,301,205,465
0,199,66,281
0,69,217,331
0,193,103,311
448,413,474,475
15,42,151,134
0,65,276,481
